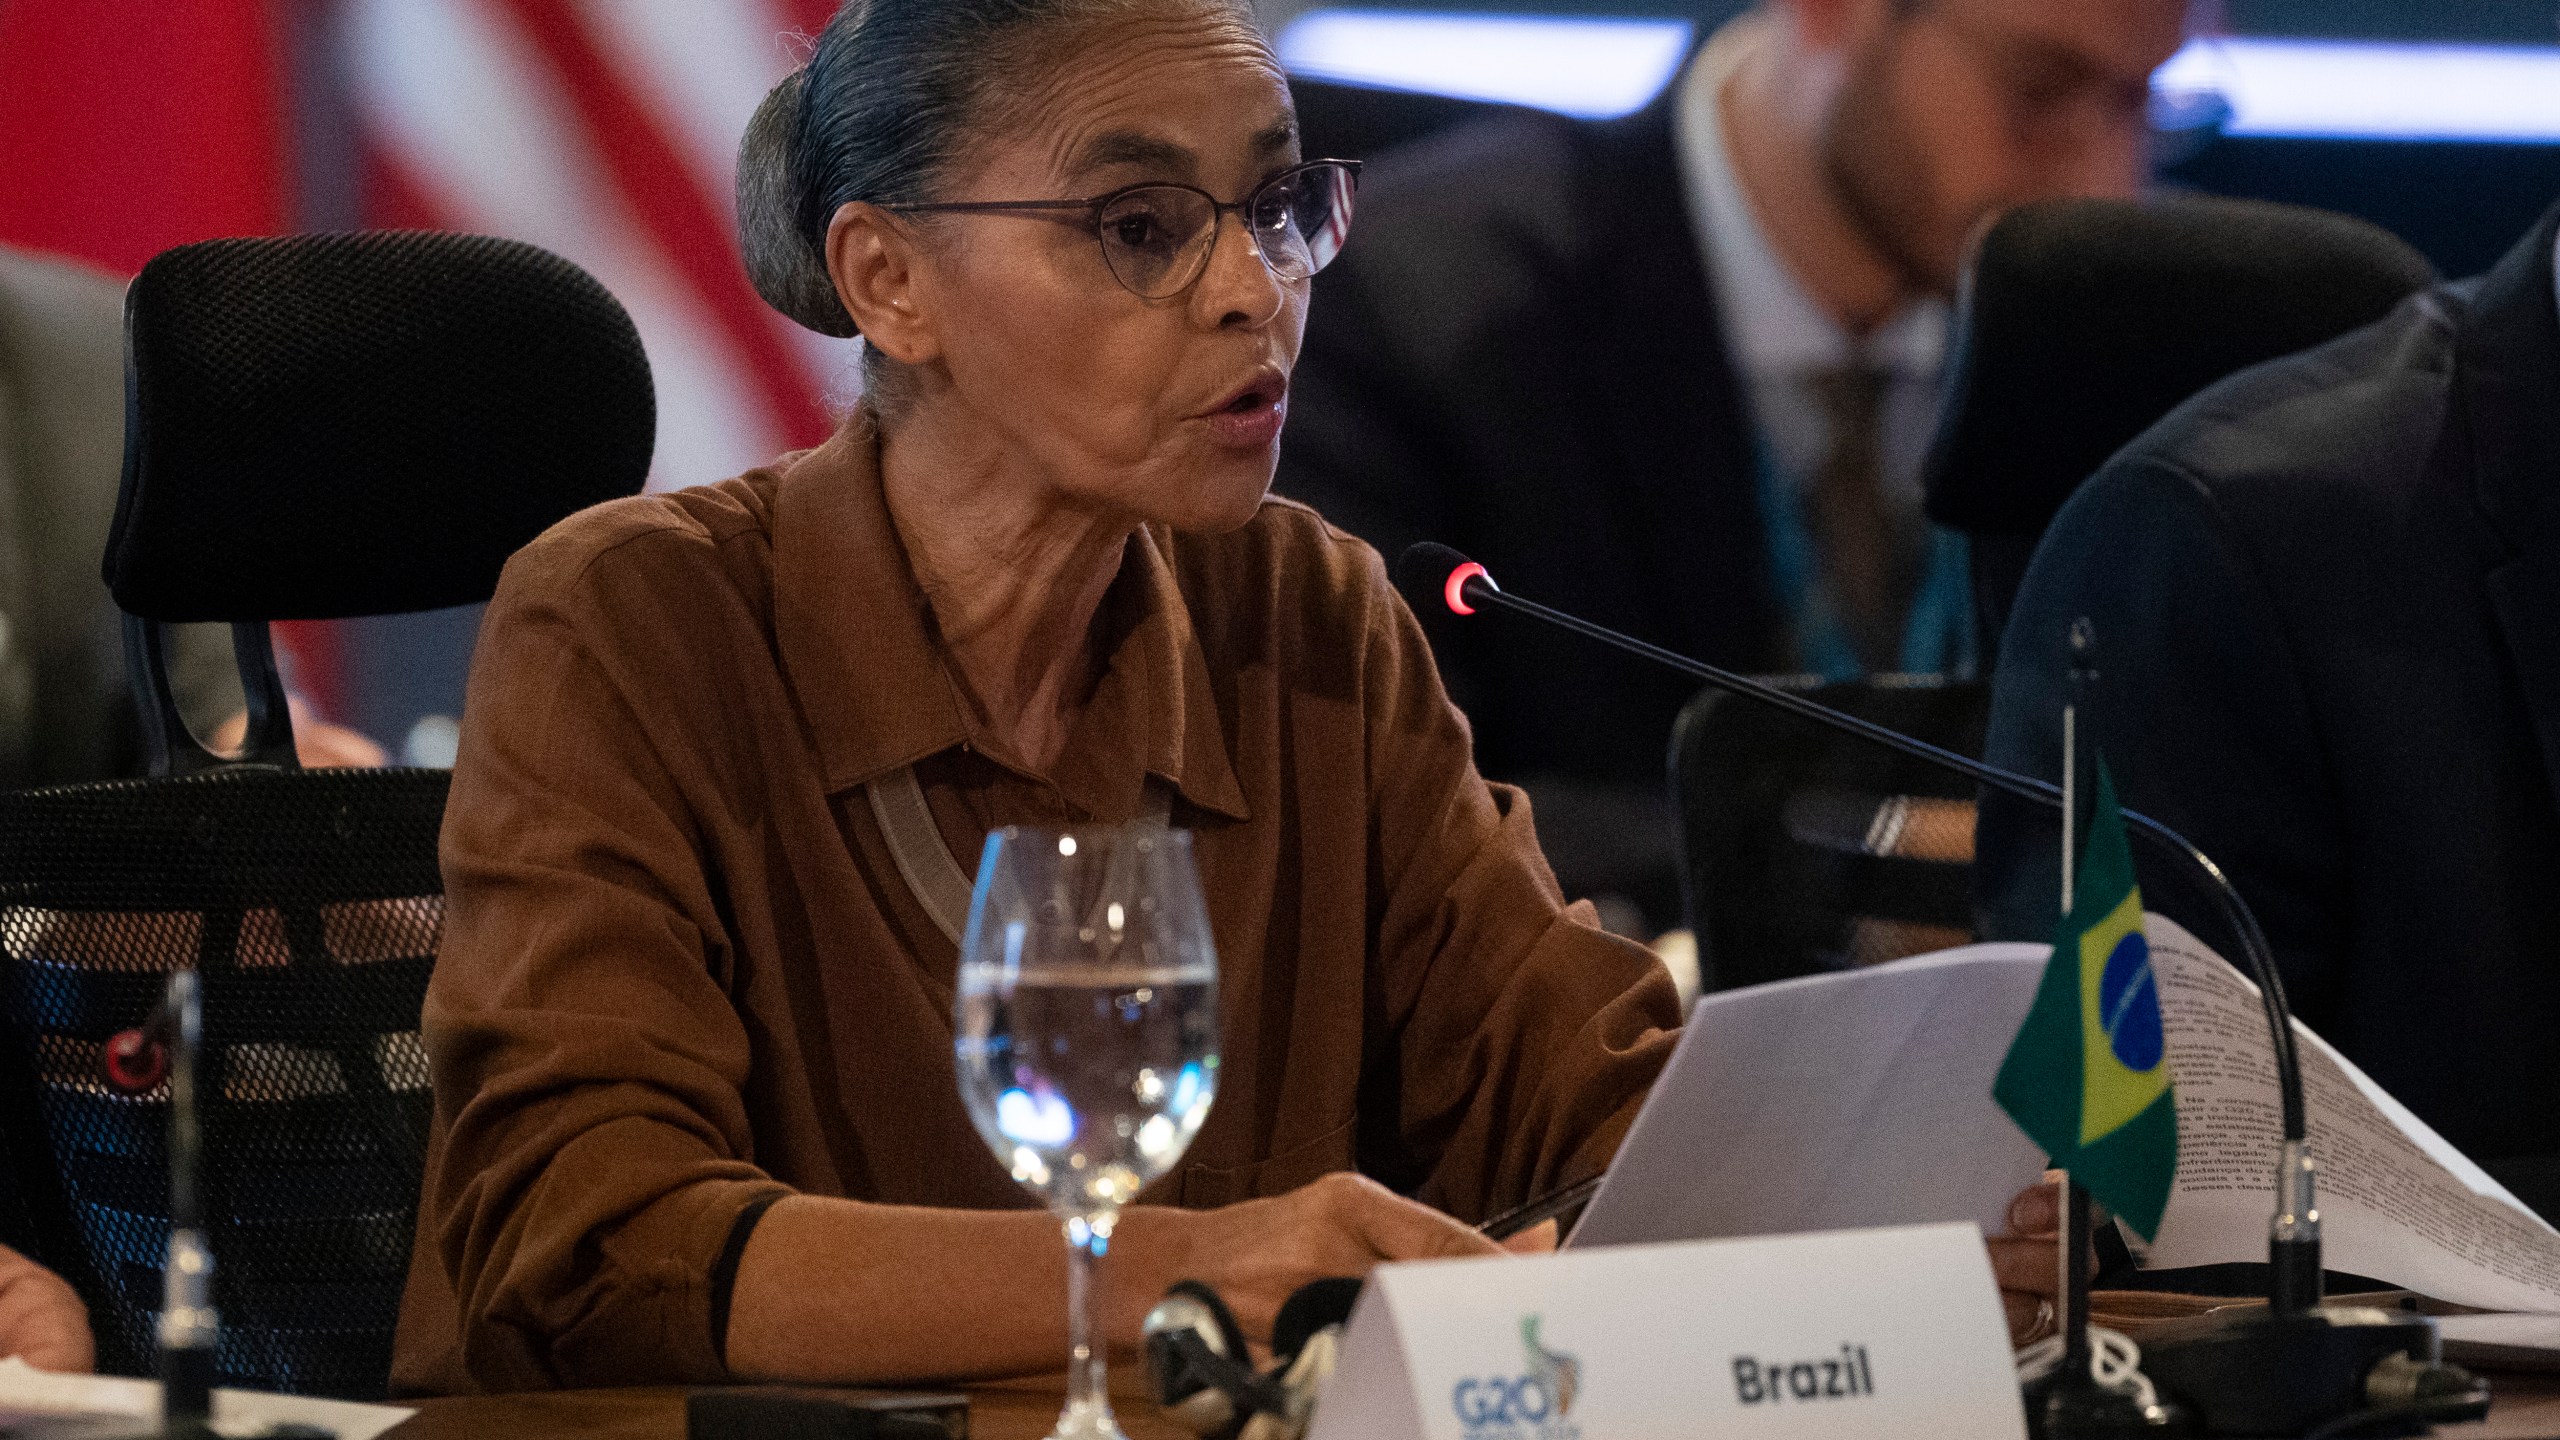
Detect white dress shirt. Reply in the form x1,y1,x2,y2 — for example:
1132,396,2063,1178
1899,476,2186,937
1671,15,1966,675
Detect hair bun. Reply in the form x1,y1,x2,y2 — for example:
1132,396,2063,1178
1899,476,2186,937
738,68,861,338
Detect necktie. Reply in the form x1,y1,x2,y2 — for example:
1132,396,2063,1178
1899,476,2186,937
1805,364,1922,672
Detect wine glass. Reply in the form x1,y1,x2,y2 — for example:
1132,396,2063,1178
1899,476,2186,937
955,823,1221,1440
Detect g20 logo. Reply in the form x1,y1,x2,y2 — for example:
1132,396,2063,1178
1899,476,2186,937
1453,1375,1556,1429
1453,1314,1582,1436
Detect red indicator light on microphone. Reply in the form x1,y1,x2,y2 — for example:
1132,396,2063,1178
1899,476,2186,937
103,1028,167,1094
1444,561,1495,616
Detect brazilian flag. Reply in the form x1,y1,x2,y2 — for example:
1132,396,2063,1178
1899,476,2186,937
1992,759,2178,1241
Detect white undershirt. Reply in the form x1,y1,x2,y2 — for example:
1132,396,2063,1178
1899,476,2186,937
1670,15,1948,522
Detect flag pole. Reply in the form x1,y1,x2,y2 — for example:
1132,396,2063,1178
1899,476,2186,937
2060,619,2097,1381
2031,620,2176,1437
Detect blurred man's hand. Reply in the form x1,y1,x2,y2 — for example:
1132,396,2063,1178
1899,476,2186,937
209,696,388,768
0,1245,91,1373
286,715,390,767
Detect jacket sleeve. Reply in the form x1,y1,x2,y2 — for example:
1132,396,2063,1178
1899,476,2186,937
1976,456,2351,1019
1354,554,1682,1221
415,540,787,1391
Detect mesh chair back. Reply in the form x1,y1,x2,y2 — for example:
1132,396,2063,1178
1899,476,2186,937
0,770,445,1396
1672,676,1988,991
0,231,651,1397
1922,196,2434,646
106,231,654,624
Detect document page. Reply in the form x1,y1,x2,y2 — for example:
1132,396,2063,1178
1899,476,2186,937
2431,1313,2560,1371
1569,945,2055,1249
0,1357,410,1440
2140,917,2560,1313
1573,915,2560,1316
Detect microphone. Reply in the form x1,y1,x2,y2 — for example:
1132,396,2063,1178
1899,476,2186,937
1146,1279,1351,1440
1399,543,2475,1437
1403,544,2303,1116
97,975,220,1440
1399,547,2301,1140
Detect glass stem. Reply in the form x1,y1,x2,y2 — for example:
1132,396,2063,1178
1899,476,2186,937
1064,1211,1115,1428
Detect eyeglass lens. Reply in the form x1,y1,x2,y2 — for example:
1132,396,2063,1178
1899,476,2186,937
1095,163,1357,299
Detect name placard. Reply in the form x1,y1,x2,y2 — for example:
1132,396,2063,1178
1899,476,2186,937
1307,1222,2024,1440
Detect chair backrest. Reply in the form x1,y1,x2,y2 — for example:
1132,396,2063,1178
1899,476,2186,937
1671,676,1988,992
1288,76,1516,165
0,231,652,1397
0,770,447,1395
1922,195,2435,648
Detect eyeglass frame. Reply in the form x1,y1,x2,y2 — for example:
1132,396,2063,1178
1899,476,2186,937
877,158,1363,299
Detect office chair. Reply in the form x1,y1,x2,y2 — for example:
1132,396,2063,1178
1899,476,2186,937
1671,674,1988,992
1287,77,1513,165
1923,195,2435,648
0,231,652,1398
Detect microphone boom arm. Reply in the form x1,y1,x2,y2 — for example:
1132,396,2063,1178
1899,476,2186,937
1447,571,2304,1140
1398,537,2476,1436
1405,542,2324,1317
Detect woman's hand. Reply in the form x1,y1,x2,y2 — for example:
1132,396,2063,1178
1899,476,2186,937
733,1180,1514,1385
1113,1173,1504,1345
0,1245,92,1373
1988,1178,2084,1346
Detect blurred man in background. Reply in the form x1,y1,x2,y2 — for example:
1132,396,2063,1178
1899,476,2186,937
0,242,241,780
1280,0,2188,931
0,242,380,776
1979,200,2560,1220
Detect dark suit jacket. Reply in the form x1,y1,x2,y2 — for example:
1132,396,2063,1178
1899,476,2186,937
1979,205,2560,1218
1278,92,1779,924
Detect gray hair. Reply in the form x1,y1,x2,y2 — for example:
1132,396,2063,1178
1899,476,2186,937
737,0,1261,397
739,67,858,338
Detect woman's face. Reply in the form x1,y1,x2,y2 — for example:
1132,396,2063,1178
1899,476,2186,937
883,10,1306,533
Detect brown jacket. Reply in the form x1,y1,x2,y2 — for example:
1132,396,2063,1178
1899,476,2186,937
392,426,1680,1393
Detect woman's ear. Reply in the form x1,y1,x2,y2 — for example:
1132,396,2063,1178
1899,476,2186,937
826,201,940,366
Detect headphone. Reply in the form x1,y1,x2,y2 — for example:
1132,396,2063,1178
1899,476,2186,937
1143,1278,1363,1440
1139,1174,1602,1440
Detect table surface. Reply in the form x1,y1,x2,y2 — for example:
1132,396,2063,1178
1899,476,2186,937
386,1371,1189,1440
385,1367,2560,1439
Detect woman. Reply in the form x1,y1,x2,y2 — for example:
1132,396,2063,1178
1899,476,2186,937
392,0,2061,1393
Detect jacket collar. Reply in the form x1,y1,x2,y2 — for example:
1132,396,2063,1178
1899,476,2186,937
2456,200,2560,556
768,421,1250,823
2452,200,2560,818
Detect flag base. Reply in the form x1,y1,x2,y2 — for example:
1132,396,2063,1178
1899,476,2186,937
2139,1307,2480,1436
2025,1182,2191,1437
2023,1365,2192,1438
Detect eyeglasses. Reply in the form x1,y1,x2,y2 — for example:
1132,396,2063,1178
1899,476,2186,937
883,159,1363,300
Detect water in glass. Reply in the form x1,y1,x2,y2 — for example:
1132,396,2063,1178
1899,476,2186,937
955,823,1219,1440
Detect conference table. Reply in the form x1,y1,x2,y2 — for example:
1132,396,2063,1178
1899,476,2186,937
387,1372,1185,1440
382,1366,2560,1438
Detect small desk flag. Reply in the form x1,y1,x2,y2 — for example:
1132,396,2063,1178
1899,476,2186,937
1992,759,2178,1241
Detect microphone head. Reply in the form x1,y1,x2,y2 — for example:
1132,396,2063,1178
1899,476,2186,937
1397,541,1472,592
1396,542,1496,616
